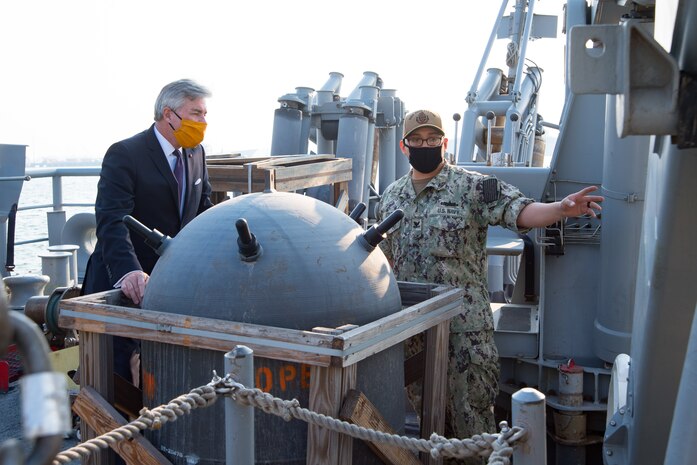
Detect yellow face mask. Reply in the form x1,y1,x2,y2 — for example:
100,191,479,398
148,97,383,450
170,109,207,148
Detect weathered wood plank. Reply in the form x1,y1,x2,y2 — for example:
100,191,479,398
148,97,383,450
60,294,338,366
207,156,351,193
73,386,172,465
420,320,449,465
340,288,462,348
273,170,353,192
207,165,266,193
206,155,265,164
429,285,452,296
338,289,464,366
312,326,345,335
263,169,276,191
270,158,352,187
66,316,334,366
334,182,349,213
61,293,336,348
209,180,260,193
336,324,359,332
253,154,336,167
309,316,358,465
337,364,358,465
79,331,114,465
307,365,343,465
340,390,421,465
206,164,246,172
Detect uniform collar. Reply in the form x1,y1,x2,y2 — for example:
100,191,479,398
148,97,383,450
398,163,452,198
427,163,452,191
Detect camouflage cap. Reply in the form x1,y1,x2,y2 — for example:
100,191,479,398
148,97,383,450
403,110,444,138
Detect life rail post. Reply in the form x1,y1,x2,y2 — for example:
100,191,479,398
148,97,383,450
512,387,546,465
225,346,255,465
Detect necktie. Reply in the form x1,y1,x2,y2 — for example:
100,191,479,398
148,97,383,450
173,149,184,206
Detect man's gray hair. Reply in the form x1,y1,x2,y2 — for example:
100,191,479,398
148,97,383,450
154,79,212,121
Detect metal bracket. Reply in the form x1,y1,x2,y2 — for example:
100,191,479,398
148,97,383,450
156,323,173,333
568,21,679,137
603,408,629,465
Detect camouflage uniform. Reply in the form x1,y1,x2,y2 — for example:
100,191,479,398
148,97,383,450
377,163,532,464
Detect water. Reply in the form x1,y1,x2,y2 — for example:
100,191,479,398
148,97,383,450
12,175,99,274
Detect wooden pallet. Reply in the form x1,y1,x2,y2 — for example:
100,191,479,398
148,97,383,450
59,282,463,465
206,154,352,212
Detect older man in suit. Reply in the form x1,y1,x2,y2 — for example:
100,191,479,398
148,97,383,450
83,79,213,383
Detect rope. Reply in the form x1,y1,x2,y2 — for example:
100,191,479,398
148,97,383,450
51,385,218,465
217,375,528,462
54,372,528,464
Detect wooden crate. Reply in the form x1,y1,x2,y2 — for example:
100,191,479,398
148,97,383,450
206,154,352,212
59,282,464,465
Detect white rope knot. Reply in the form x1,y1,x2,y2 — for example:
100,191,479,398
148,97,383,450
488,438,513,465
484,421,527,465
138,407,160,430
277,397,299,422
232,388,253,406
428,433,450,459
508,426,527,443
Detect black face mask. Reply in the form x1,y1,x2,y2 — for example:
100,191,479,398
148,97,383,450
408,145,443,173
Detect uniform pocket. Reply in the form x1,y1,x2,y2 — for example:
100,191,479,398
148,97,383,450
427,216,466,258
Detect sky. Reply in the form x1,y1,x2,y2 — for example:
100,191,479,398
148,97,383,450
0,0,567,163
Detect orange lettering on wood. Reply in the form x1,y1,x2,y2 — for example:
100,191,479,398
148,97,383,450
279,364,297,391
142,370,156,401
256,366,273,392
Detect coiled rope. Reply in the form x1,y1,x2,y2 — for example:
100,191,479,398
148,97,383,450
54,372,528,465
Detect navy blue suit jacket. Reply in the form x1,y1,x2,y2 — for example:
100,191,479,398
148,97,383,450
83,124,213,293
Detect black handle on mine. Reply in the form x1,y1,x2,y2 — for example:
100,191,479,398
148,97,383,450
123,215,170,256
360,209,404,251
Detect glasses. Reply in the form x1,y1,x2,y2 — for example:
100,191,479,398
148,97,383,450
403,135,444,147
169,107,207,120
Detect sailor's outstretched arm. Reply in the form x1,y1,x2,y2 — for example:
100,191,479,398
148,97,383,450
516,186,604,228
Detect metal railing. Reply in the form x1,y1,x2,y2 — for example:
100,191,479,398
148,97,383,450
14,167,100,247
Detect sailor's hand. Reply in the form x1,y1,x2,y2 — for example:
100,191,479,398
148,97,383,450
560,186,604,218
121,271,149,305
